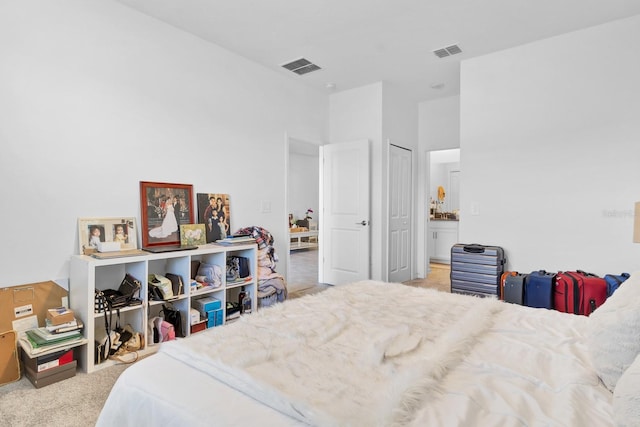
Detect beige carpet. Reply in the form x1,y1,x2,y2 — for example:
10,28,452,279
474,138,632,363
287,248,320,294
0,362,129,427
403,263,451,293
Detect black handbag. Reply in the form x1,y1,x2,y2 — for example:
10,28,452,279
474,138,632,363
103,289,128,309
103,274,142,310
165,273,183,296
227,256,250,280
161,304,184,338
94,289,107,313
118,274,141,301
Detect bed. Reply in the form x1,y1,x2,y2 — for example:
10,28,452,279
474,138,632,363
96,273,640,426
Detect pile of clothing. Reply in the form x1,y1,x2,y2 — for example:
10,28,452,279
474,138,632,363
235,226,287,306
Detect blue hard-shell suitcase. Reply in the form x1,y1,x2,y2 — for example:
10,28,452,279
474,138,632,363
524,270,555,309
450,243,506,298
603,273,630,297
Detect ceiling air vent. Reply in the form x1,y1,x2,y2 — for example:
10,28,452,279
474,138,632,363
433,44,462,58
281,58,322,75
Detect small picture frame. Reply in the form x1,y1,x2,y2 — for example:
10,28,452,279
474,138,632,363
180,224,207,246
78,217,138,255
197,193,231,243
140,181,194,249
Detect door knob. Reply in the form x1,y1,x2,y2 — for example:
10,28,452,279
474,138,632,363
356,220,369,226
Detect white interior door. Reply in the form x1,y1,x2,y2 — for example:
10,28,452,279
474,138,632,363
320,140,370,285
388,144,412,283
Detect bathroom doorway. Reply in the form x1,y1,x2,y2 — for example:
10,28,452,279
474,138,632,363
428,148,460,265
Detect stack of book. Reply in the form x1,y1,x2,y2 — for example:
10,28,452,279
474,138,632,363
24,326,83,351
216,234,256,246
21,308,84,354
44,316,84,334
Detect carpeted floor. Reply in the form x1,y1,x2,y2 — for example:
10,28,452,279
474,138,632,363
287,248,321,295
404,263,451,293
0,361,129,427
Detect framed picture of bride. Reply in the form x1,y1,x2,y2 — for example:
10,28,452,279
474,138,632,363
140,181,194,249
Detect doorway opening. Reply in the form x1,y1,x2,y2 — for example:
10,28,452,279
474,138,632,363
427,148,460,267
286,137,321,295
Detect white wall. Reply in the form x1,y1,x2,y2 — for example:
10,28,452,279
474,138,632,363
460,15,640,275
419,95,460,151
0,0,327,287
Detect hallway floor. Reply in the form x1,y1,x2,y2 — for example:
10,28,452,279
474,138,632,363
287,249,451,298
287,248,325,298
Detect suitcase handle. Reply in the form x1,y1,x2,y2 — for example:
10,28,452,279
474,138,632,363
577,270,598,277
463,244,485,254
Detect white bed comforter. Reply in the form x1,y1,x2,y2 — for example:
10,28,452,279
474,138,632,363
98,281,612,426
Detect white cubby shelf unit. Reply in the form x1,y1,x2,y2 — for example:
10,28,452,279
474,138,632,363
69,243,257,373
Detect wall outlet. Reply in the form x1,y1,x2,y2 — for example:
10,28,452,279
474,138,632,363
260,200,272,213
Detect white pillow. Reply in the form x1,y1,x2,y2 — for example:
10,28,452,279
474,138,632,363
587,271,640,392
613,352,640,427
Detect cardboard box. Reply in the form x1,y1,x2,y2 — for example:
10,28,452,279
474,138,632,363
190,320,206,334
206,309,223,328
46,308,75,326
25,360,77,389
192,297,221,315
0,281,68,332
0,330,20,386
1,281,71,386
22,348,74,373
189,308,201,325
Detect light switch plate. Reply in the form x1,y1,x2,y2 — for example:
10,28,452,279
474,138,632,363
471,202,480,216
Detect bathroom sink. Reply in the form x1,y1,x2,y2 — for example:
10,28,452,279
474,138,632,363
433,212,458,220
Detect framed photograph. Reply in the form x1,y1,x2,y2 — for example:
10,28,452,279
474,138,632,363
197,193,231,243
78,217,138,254
180,224,207,246
140,181,194,249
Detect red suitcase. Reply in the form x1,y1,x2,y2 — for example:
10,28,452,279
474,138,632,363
554,271,607,316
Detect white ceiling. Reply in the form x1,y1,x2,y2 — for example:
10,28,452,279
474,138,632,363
116,0,640,103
